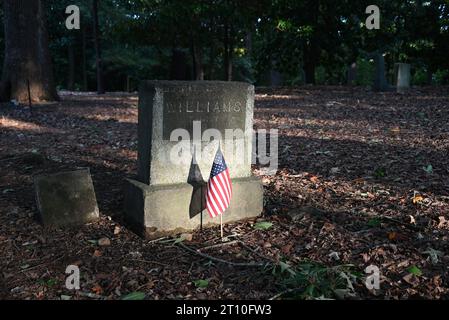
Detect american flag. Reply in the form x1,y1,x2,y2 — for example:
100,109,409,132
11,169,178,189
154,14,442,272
206,148,232,218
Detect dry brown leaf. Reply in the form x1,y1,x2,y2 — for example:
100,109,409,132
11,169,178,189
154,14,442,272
93,250,102,257
91,284,103,295
412,195,424,204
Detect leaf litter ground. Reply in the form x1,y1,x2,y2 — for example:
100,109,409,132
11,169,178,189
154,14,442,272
1,87,448,299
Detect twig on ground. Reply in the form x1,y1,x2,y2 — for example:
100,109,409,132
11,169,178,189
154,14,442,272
177,242,269,268
379,215,421,231
19,255,65,273
237,241,277,263
77,291,106,300
269,288,302,300
198,240,239,252
128,259,169,267
0,156,23,163
147,236,170,244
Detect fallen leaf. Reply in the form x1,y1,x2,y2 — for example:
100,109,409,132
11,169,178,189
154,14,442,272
193,279,209,288
91,284,103,295
98,237,111,246
93,250,102,257
121,292,145,300
412,194,424,204
407,265,423,276
180,233,193,242
388,232,397,241
253,221,273,230
437,216,449,229
329,251,340,261
281,244,293,254
390,127,401,134
423,248,443,265
403,273,419,286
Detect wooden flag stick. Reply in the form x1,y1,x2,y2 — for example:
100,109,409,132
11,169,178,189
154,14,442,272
200,185,203,232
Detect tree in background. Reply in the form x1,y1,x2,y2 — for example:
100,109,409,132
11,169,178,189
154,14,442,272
3,0,446,93
92,0,105,93
0,0,58,102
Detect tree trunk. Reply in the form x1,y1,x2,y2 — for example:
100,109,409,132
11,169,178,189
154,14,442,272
170,49,188,80
0,0,58,103
223,23,233,81
303,34,318,85
82,26,88,91
191,37,204,81
92,0,105,94
347,62,357,86
303,56,316,84
126,75,130,92
245,31,253,55
303,0,319,85
426,68,433,85
68,41,75,91
208,46,215,80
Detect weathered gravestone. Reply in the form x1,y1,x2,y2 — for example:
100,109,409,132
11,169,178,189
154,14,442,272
373,53,390,92
270,69,283,87
34,169,99,227
124,81,263,239
395,63,411,93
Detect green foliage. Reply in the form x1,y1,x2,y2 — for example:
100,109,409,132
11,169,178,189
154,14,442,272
253,221,273,230
374,167,386,178
315,66,327,85
412,67,430,85
423,164,433,174
407,265,423,276
354,58,375,86
9,0,448,89
367,218,381,228
193,279,209,288
434,69,449,85
272,261,358,300
38,278,58,288
233,55,256,84
121,292,146,300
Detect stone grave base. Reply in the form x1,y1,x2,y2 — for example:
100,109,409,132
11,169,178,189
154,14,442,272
124,176,263,239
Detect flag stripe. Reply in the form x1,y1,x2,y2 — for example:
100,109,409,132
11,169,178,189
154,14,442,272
208,181,225,215
205,190,215,217
217,173,231,205
213,173,228,207
210,178,226,211
207,196,218,218
206,148,232,218
206,184,221,217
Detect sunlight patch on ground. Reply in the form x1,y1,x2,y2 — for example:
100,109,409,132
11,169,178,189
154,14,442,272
0,116,62,133
256,94,304,100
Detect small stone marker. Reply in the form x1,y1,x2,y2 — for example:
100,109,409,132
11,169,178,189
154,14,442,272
373,52,389,92
347,62,357,85
124,81,263,239
270,69,283,86
395,63,411,93
34,169,99,227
